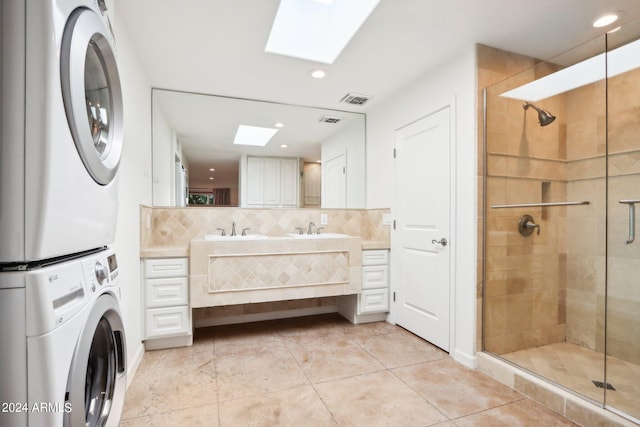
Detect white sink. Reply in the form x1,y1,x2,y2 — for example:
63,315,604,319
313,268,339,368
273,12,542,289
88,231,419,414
285,233,349,239
204,234,268,241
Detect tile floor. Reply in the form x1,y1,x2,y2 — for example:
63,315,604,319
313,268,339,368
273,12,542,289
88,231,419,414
121,314,577,426
502,341,640,421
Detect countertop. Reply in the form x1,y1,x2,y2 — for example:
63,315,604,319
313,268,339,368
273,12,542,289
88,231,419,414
141,239,389,258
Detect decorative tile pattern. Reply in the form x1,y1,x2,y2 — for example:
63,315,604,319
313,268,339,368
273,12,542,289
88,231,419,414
208,252,349,291
140,206,390,252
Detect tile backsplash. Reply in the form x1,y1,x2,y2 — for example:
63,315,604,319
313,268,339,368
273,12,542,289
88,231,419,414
140,206,390,252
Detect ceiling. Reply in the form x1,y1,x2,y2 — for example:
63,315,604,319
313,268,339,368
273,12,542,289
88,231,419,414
115,0,640,187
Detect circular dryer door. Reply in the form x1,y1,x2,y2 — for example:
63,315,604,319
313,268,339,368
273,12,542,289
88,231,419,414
65,294,127,427
61,8,124,186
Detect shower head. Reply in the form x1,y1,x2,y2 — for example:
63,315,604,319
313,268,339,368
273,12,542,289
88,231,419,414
523,102,556,126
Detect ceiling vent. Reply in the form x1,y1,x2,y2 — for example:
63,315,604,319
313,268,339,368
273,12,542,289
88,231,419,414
319,115,342,124
340,93,372,106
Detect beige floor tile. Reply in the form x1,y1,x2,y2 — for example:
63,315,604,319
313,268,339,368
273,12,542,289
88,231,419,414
218,385,335,427
215,350,308,401
315,370,447,426
286,335,385,383
354,330,447,368
213,331,289,358
120,403,219,427
122,360,217,419
393,358,523,418
454,399,579,426
122,315,583,427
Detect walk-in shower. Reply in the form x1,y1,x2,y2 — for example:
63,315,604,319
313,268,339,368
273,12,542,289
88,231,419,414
482,18,640,424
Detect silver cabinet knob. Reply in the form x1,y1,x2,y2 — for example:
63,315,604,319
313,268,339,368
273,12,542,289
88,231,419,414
432,238,448,247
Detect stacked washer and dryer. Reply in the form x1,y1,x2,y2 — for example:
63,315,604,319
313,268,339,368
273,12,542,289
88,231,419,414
1,1,127,426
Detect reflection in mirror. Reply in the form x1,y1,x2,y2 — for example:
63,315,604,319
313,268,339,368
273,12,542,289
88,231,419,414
151,89,366,208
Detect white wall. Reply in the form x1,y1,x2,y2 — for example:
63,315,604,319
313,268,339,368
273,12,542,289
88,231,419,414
151,105,174,206
112,5,153,378
321,119,366,208
366,47,478,368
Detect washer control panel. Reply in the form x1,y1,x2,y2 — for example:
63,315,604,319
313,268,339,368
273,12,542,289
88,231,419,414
25,249,119,336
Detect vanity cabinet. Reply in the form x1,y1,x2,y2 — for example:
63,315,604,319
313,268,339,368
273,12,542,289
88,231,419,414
245,156,299,207
337,249,389,324
142,257,192,349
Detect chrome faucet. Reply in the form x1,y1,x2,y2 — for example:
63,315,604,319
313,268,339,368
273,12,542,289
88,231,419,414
231,222,237,236
295,227,304,235
216,227,226,236
307,221,315,235
316,227,324,235
241,227,250,236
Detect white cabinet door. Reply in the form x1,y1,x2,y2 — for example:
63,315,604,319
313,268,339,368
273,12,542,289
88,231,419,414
281,158,299,207
246,156,265,206
263,158,281,206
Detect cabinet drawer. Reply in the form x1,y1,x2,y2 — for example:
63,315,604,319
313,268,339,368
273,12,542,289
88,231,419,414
144,258,188,278
145,277,188,308
358,289,389,314
362,250,388,266
145,306,190,339
362,265,389,290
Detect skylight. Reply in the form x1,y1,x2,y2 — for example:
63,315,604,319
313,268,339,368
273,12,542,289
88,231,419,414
501,37,640,102
265,0,380,64
233,125,279,146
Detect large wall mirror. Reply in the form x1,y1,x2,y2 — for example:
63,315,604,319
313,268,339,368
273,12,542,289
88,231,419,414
152,89,366,208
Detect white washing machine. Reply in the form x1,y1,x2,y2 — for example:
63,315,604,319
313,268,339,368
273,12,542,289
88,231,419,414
0,248,126,427
0,0,124,264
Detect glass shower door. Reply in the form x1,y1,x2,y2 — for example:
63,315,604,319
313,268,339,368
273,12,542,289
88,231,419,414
605,21,640,423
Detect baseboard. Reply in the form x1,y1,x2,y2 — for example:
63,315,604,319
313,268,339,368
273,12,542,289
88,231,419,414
126,342,145,388
453,347,477,369
194,305,338,327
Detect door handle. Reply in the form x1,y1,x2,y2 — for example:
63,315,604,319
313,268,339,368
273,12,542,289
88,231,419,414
619,200,640,244
432,238,448,247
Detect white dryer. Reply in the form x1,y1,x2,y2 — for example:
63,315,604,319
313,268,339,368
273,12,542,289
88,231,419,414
0,0,124,263
0,248,127,427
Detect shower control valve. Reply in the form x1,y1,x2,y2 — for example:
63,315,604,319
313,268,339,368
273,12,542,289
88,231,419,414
518,215,540,236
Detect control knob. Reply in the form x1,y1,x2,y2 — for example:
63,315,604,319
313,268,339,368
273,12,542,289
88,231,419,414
95,261,108,285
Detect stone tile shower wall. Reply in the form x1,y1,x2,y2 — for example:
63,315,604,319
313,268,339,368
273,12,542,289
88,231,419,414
482,46,570,354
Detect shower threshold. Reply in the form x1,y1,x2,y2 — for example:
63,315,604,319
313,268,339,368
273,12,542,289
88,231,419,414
477,347,640,426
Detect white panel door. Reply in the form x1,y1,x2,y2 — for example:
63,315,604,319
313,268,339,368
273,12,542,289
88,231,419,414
393,107,451,351
324,153,346,208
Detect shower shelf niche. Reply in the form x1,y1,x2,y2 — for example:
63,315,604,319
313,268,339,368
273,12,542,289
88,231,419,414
490,201,590,209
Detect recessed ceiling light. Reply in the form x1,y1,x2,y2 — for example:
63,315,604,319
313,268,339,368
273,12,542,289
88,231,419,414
593,13,619,28
280,144,288,148
310,69,327,79
265,0,380,64
274,122,285,128
608,26,622,33
209,177,214,180
233,125,279,146
209,168,215,171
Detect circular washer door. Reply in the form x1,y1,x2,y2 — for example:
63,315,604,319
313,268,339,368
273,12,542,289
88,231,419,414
61,8,124,186
64,294,127,427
